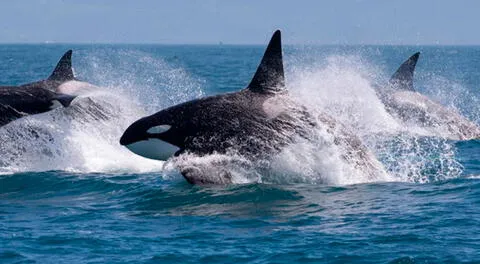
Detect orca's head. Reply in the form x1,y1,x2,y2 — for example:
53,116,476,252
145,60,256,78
120,29,286,163
119,114,181,161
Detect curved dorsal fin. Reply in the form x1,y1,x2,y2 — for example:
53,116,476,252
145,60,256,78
247,30,285,94
48,50,75,82
388,52,420,91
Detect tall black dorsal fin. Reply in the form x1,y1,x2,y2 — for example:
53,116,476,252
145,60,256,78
247,30,285,94
48,50,75,82
388,52,420,91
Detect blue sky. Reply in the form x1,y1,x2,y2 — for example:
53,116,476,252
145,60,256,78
0,0,478,44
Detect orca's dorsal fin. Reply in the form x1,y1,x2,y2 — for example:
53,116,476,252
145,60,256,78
388,52,420,91
48,50,75,82
247,30,285,94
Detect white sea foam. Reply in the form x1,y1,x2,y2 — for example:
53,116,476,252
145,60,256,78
0,50,469,184
285,54,464,183
0,50,203,175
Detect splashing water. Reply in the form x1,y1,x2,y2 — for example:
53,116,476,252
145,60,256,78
77,49,205,112
287,54,465,183
0,48,472,184
288,55,402,136
0,50,204,175
422,74,480,123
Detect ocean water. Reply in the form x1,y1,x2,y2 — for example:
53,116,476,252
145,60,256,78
1,44,480,263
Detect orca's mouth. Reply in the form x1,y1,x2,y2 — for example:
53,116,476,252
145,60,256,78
120,122,172,146
119,132,135,146
119,118,150,146
120,123,179,160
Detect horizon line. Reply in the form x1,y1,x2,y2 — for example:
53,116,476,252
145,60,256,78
0,42,480,47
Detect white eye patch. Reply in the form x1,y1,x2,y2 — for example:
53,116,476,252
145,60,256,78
147,125,172,134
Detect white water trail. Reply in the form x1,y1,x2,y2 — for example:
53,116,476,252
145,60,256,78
284,54,464,183
0,50,204,175
0,50,469,185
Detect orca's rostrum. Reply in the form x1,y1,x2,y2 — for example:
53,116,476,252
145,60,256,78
120,30,387,184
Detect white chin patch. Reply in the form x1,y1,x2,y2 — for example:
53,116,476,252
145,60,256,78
125,138,180,161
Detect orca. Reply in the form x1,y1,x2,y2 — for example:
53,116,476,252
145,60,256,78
120,30,387,184
18,50,97,96
0,50,80,127
379,53,480,140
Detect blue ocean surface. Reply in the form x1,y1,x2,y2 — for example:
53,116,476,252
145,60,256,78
1,44,480,263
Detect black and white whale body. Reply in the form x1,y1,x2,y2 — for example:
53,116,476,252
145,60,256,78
120,30,387,184
0,50,78,127
379,53,480,140
18,50,97,96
